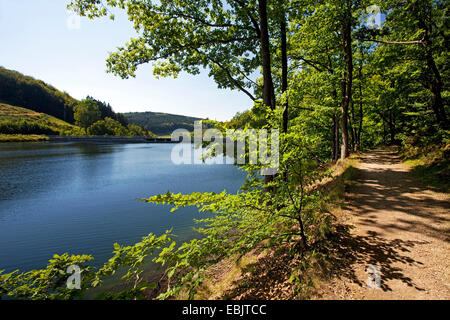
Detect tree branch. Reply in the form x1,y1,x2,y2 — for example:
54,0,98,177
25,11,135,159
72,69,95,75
202,51,256,101
358,35,425,46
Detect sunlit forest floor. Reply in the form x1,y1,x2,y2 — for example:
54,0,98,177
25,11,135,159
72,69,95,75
314,147,450,299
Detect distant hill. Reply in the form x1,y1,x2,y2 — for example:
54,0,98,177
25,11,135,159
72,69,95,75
123,111,202,136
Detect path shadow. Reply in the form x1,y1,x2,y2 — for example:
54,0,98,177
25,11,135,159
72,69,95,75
220,247,298,300
345,148,450,242
219,223,427,299
321,224,427,292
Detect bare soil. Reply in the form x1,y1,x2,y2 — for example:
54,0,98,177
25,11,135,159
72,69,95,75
315,147,450,299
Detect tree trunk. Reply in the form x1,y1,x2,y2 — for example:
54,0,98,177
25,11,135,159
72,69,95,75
350,100,357,152
258,0,275,110
281,17,288,134
419,16,447,129
332,113,340,162
389,110,396,145
258,0,276,189
356,63,364,151
340,6,353,160
332,115,337,161
426,51,447,129
328,53,340,162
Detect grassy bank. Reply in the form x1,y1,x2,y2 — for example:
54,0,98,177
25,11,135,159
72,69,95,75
0,103,80,137
0,134,49,142
402,142,450,193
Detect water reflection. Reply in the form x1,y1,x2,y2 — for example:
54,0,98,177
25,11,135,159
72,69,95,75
0,143,122,201
0,142,245,273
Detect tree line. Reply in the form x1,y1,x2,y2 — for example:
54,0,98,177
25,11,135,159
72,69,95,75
73,98,153,136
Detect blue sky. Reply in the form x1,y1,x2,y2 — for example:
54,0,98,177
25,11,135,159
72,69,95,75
0,0,253,121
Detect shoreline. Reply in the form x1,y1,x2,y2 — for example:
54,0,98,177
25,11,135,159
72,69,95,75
0,135,180,143
48,135,178,143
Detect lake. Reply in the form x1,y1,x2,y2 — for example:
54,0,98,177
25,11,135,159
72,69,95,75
0,142,245,275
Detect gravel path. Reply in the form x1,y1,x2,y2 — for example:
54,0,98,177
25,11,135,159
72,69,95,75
318,147,450,299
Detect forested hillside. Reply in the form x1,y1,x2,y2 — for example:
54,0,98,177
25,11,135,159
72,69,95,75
0,67,129,127
123,111,202,136
0,67,152,138
0,67,77,123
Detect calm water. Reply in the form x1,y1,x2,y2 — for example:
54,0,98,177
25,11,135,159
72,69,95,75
0,142,245,273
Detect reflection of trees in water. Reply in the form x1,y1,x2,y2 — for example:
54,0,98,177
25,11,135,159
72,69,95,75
0,143,123,201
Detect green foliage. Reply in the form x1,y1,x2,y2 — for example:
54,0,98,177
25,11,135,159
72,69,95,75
139,108,334,299
60,126,86,136
87,117,124,136
0,232,174,300
0,254,93,300
401,136,450,192
93,231,174,291
0,119,60,135
74,99,101,129
87,117,151,136
85,96,129,126
126,123,149,136
225,105,267,129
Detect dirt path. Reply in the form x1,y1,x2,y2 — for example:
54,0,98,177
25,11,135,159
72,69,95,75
317,147,450,299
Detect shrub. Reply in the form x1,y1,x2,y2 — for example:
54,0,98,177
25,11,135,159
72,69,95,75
0,120,59,135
